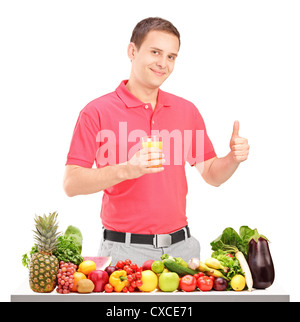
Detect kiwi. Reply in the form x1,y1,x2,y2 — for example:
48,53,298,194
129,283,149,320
77,279,95,293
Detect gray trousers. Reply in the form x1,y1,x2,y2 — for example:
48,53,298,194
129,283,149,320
97,227,200,266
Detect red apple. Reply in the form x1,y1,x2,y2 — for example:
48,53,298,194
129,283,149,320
142,259,155,271
88,270,109,292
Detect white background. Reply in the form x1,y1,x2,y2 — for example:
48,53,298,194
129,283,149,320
1,0,299,302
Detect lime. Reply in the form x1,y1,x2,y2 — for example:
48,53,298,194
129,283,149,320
151,260,165,274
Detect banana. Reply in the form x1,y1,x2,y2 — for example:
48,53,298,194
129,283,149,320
198,260,229,281
205,258,229,273
198,261,213,273
205,268,229,281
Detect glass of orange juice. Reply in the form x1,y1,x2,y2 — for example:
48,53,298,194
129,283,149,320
141,135,163,167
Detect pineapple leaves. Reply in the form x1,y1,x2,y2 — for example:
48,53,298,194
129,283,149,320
32,211,61,254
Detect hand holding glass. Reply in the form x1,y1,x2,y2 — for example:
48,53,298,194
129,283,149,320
141,136,163,168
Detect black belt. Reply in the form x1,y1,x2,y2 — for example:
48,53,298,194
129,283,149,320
103,226,191,248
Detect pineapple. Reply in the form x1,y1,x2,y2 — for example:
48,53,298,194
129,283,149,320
29,212,61,293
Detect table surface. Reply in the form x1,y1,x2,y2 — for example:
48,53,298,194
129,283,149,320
11,281,290,302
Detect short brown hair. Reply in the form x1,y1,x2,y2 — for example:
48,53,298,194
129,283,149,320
130,17,180,49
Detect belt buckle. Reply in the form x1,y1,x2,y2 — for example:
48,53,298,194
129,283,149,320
153,234,172,248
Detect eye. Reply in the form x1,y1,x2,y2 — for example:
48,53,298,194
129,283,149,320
168,55,175,61
152,50,159,55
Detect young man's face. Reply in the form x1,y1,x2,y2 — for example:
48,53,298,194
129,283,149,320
128,30,180,90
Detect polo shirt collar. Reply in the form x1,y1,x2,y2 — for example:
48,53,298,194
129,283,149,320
116,80,171,108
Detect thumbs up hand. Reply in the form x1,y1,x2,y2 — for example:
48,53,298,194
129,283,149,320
229,121,250,163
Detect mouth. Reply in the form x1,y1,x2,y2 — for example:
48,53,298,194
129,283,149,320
150,68,166,77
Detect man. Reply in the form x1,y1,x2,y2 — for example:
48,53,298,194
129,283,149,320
64,17,249,265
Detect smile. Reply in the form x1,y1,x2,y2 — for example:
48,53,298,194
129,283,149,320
150,68,166,77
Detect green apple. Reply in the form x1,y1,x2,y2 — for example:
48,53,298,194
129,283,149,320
158,272,180,292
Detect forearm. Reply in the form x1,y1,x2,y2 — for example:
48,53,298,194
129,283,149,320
63,164,128,197
63,148,164,197
201,152,240,187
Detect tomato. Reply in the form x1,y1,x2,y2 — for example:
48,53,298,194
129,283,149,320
179,275,197,292
130,263,138,271
209,276,215,282
124,259,132,265
197,276,213,292
104,283,114,293
127,275,133,283
226,254,234,258
116,260,125,269
128,285,135,292
124,267,133,275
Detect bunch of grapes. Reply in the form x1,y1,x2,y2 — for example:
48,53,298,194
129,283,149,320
116,259,143,292
56,261,77,294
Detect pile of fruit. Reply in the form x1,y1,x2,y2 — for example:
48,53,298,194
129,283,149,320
45,255,247,294
100,256,247,293
22,212,274,294
54,254,249,293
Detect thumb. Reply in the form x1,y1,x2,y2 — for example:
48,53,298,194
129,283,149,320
232,120,240,138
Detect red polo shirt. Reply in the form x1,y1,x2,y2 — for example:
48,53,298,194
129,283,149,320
66,80,216,234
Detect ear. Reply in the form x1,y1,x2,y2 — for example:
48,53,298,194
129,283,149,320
127,42,137,61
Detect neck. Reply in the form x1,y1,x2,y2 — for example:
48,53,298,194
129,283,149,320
126,78,159,109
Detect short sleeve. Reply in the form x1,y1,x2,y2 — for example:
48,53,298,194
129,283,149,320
65,108,100,168
187,107,216,166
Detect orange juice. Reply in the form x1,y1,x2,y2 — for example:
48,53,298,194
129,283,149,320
142,136,163,167
142,141,163,150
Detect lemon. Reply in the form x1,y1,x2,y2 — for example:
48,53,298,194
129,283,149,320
231,274,246,291
138,270,158,292
78,260,97,276
151,260,164,274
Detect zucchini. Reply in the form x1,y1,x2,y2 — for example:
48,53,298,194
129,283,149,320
163,259,198,276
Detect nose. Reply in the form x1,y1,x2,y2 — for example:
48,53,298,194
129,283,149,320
156,55,167,69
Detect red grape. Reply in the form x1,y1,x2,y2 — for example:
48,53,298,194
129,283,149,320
56,261,77,294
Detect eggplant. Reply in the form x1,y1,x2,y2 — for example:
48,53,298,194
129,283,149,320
247,230,275,289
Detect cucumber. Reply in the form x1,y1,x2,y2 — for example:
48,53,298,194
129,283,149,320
163,259,198,276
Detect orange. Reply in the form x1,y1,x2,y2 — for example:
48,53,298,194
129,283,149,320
78,260,97,275
71,271,87,292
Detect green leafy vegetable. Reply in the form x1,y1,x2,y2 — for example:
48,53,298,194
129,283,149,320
64,225,83,254
53,235,83,265
239,226,255,246
22,244,38,268
210,226,255,257
210,226,258,291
